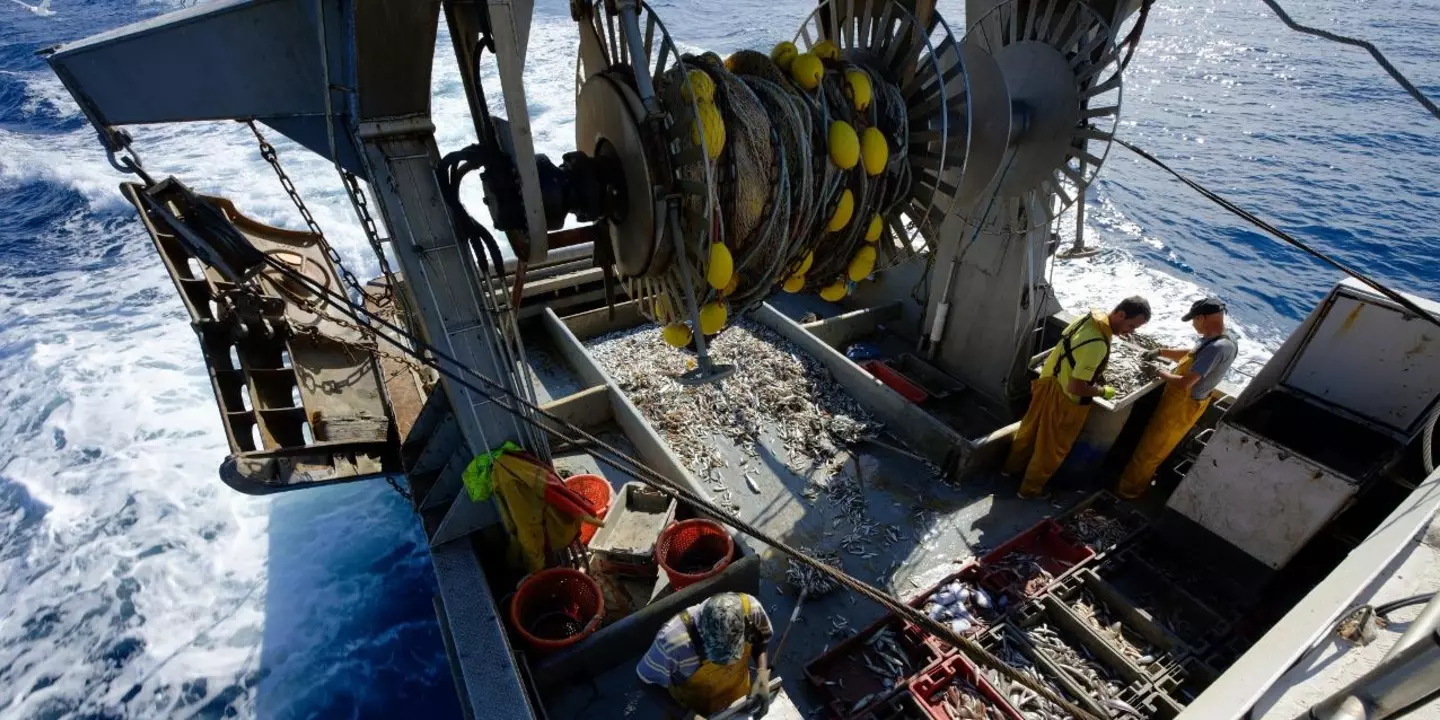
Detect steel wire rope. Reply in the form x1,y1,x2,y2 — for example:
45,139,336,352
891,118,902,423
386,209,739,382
243,244,1105,720
1258,0,1440,123
1114,138,1440,331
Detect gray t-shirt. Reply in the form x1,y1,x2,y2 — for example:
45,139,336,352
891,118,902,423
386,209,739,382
1188,334,1238,400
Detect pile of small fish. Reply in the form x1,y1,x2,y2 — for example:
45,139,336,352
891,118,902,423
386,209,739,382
1061,507,1134,551
987,633,1073,720
988,553,1056,597
1105,340,1156,399
588,320,882,550
1071,589,1160,666
922,579,996,636
927,677,1006,720
787,548,843,597
1022,624,1140,718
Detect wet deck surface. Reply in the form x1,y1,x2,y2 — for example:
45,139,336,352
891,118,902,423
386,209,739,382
524,332,587,406
538,360,1097,718
523,304,1218,719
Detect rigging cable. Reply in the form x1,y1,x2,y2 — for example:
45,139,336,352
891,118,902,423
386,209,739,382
239,243,1105,720
1116,0,1155,73
1258,0,1439,123
1114,138,1440,332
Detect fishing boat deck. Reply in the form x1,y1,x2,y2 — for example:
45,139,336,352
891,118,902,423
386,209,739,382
542,447,1095,719
1250,515,1440,720
528,298,1141,719
392,286,1436,720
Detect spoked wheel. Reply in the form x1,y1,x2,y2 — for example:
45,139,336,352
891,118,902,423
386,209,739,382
958,0,1123,230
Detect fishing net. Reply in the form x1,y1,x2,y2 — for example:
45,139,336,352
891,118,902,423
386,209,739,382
629,43,919,345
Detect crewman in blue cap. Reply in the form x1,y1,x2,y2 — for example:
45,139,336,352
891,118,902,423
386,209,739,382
1117,296,1238,499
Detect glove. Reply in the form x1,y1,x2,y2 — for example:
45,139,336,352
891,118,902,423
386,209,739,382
1101,385,1118,401
1142,348,1162,361
750,666,772,717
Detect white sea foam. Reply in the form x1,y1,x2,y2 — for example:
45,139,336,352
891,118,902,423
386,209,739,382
1049,205,1279,383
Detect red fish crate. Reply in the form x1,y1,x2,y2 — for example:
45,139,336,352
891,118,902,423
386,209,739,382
862,360,930,404
978,519,1096,603
909,653,1025,720
905,561,1005,656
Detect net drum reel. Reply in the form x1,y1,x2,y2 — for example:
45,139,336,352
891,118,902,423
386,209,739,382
574,0,736,383
573,0,973,379
790,0,971,274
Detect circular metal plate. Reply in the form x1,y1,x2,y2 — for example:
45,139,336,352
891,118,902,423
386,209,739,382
575,73,666,277
993,41,1079,197
954,41,1012,203
960,0,1122,222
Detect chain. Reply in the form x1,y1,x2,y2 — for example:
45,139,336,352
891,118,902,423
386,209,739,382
283,297,424,505
244,121,370,312
244,121,420,505
339,170,400,305
385,475,414,502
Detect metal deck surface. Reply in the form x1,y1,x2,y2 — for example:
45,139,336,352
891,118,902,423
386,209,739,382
541,388,1094,719
1253,516,1440,719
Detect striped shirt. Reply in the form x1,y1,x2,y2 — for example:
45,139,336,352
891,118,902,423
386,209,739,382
635,593,773,688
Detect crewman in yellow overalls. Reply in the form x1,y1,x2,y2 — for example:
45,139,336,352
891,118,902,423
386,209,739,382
1117,297,1238,499
1005,297,1152,499
637,592,774,717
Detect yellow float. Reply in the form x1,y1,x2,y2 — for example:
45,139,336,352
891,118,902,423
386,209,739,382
707,242,734,290
828,121,859,169
865,214,883,243
847,245,877,281
811,40,840,61
844,70,872,111
698,301,728,335
861,127,888,176
827,189,854,232
819,280,848,302
790,53,823,90
663,323,692,348
770,41,798,71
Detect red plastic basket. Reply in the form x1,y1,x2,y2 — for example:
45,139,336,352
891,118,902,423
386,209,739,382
906,561,1000,656
910,654,1025,720
510,568,605,655
564,474,613,545
655,519,734,590
804,616,939,715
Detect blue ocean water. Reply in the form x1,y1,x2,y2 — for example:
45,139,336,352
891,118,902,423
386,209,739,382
0,0,1436,718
